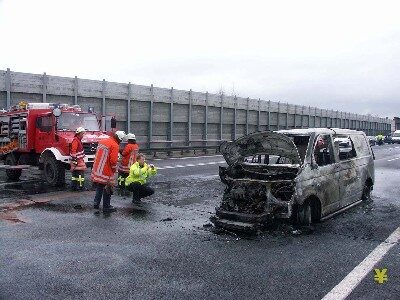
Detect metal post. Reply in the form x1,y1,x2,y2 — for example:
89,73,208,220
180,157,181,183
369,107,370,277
258,98,261,132
233,96,237,140
5,68,11,108
188,89,192,146
102,79,106,115
220,93,224,141
205,92,208,145
246,97,249,135
308,106,311,128
294,105,297,129
170,87,174,145
127,82,131,133
42,72,47,103
267,100,271,131
148,84,154,149
277,102,280,130
301,106,304,129
74,76,78,105
286,102,289,129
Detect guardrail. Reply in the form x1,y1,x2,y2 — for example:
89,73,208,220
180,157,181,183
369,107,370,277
139,144,221,157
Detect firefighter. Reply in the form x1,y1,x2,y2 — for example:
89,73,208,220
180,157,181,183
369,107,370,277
91,130,126,213
70,127,87,191
125,153,157,204
117,133,139,196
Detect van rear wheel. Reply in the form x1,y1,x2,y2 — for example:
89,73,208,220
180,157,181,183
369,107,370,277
297,202,312,226
361,183,373,201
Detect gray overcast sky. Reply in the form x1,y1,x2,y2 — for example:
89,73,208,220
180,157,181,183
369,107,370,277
0,0,399,117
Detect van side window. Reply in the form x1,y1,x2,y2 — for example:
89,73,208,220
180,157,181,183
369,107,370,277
313,135,334,166
351,135,370,157
334,135,357,160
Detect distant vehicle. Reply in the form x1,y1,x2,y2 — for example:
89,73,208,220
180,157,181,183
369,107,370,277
367,136,376,146
384,135,393,144
212,128,374,231
392,130,400,144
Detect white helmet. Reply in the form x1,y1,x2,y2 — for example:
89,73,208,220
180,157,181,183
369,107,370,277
126,133,136,140
76,127,86,134
115,130,126,141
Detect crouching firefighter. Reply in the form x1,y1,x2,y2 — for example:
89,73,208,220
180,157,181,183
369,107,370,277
125,153,157,204
117,133,139,196
70,127,87,191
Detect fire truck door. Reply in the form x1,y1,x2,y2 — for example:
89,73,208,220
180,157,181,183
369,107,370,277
35,115,54,151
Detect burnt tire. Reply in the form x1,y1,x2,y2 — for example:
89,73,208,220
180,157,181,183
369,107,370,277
361,183,373,201
42,154,65,187
297,202,312,226
5,154,22,181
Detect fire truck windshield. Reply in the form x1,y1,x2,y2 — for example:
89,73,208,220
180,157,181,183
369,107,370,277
57,113,100,132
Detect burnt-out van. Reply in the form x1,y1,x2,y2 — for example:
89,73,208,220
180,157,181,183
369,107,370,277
212,128,374,231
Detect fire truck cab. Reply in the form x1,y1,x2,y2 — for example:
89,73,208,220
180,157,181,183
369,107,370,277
0,102,110,186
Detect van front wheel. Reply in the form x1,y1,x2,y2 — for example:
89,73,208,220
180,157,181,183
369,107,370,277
361,183,373,201
297,202,312,226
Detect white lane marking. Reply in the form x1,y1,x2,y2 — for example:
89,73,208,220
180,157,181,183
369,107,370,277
152,155,223,161
387,157,400,162
156,161,226,170
322,226,400,300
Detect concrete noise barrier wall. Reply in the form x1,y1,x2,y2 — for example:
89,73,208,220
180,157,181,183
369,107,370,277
0,69,391,148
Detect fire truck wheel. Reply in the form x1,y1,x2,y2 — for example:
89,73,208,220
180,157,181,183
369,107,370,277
43,154,65,187
5,154,22,181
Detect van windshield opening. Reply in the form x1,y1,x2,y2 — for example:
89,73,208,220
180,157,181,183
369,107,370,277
57,113,100,131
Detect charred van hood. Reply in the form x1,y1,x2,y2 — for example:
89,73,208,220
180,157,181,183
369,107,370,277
220,131,301,166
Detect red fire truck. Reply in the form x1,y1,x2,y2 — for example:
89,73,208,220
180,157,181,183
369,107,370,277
0,102,110,186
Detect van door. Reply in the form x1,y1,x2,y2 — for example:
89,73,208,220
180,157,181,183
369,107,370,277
311,134,341,215
336,135,364,207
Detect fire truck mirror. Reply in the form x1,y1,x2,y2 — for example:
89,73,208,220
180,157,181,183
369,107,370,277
111,117,117,129
53,107,62,117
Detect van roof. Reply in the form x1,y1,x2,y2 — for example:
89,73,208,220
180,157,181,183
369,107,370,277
277,128,364,135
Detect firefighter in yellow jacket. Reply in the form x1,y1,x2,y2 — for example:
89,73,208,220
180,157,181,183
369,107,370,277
125,153,157,203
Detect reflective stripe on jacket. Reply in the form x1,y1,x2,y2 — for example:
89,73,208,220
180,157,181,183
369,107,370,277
91,137,119,184
125,162,157,186
118,143,139,173
70,137,86,171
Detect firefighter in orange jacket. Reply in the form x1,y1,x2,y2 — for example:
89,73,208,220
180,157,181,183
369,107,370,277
91,130,126,213
70,127,87,191
117,133,139,196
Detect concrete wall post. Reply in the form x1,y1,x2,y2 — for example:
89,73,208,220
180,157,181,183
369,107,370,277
277,102,280,130
246,97,249,135
42,72,47,103
205,92,208,145
170,87,174,144
5,68,11,108
220,93,224,141
258,98,261,132
127,82,131,133
233,96,237,140
267,100,271,131
286,102,289,129
74,76,78,105
188,89,192,145
148,84,154,149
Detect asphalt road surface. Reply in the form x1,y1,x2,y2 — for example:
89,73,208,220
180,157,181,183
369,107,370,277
0,145,399,300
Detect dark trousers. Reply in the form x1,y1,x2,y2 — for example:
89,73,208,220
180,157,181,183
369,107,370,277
127,182,154,201
71,170,85,190
93,183,112,208
117,171,129,195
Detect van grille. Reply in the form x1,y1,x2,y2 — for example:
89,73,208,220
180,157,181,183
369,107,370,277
83,142,98,155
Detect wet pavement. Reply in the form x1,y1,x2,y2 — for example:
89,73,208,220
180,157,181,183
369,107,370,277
0,146,399,299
